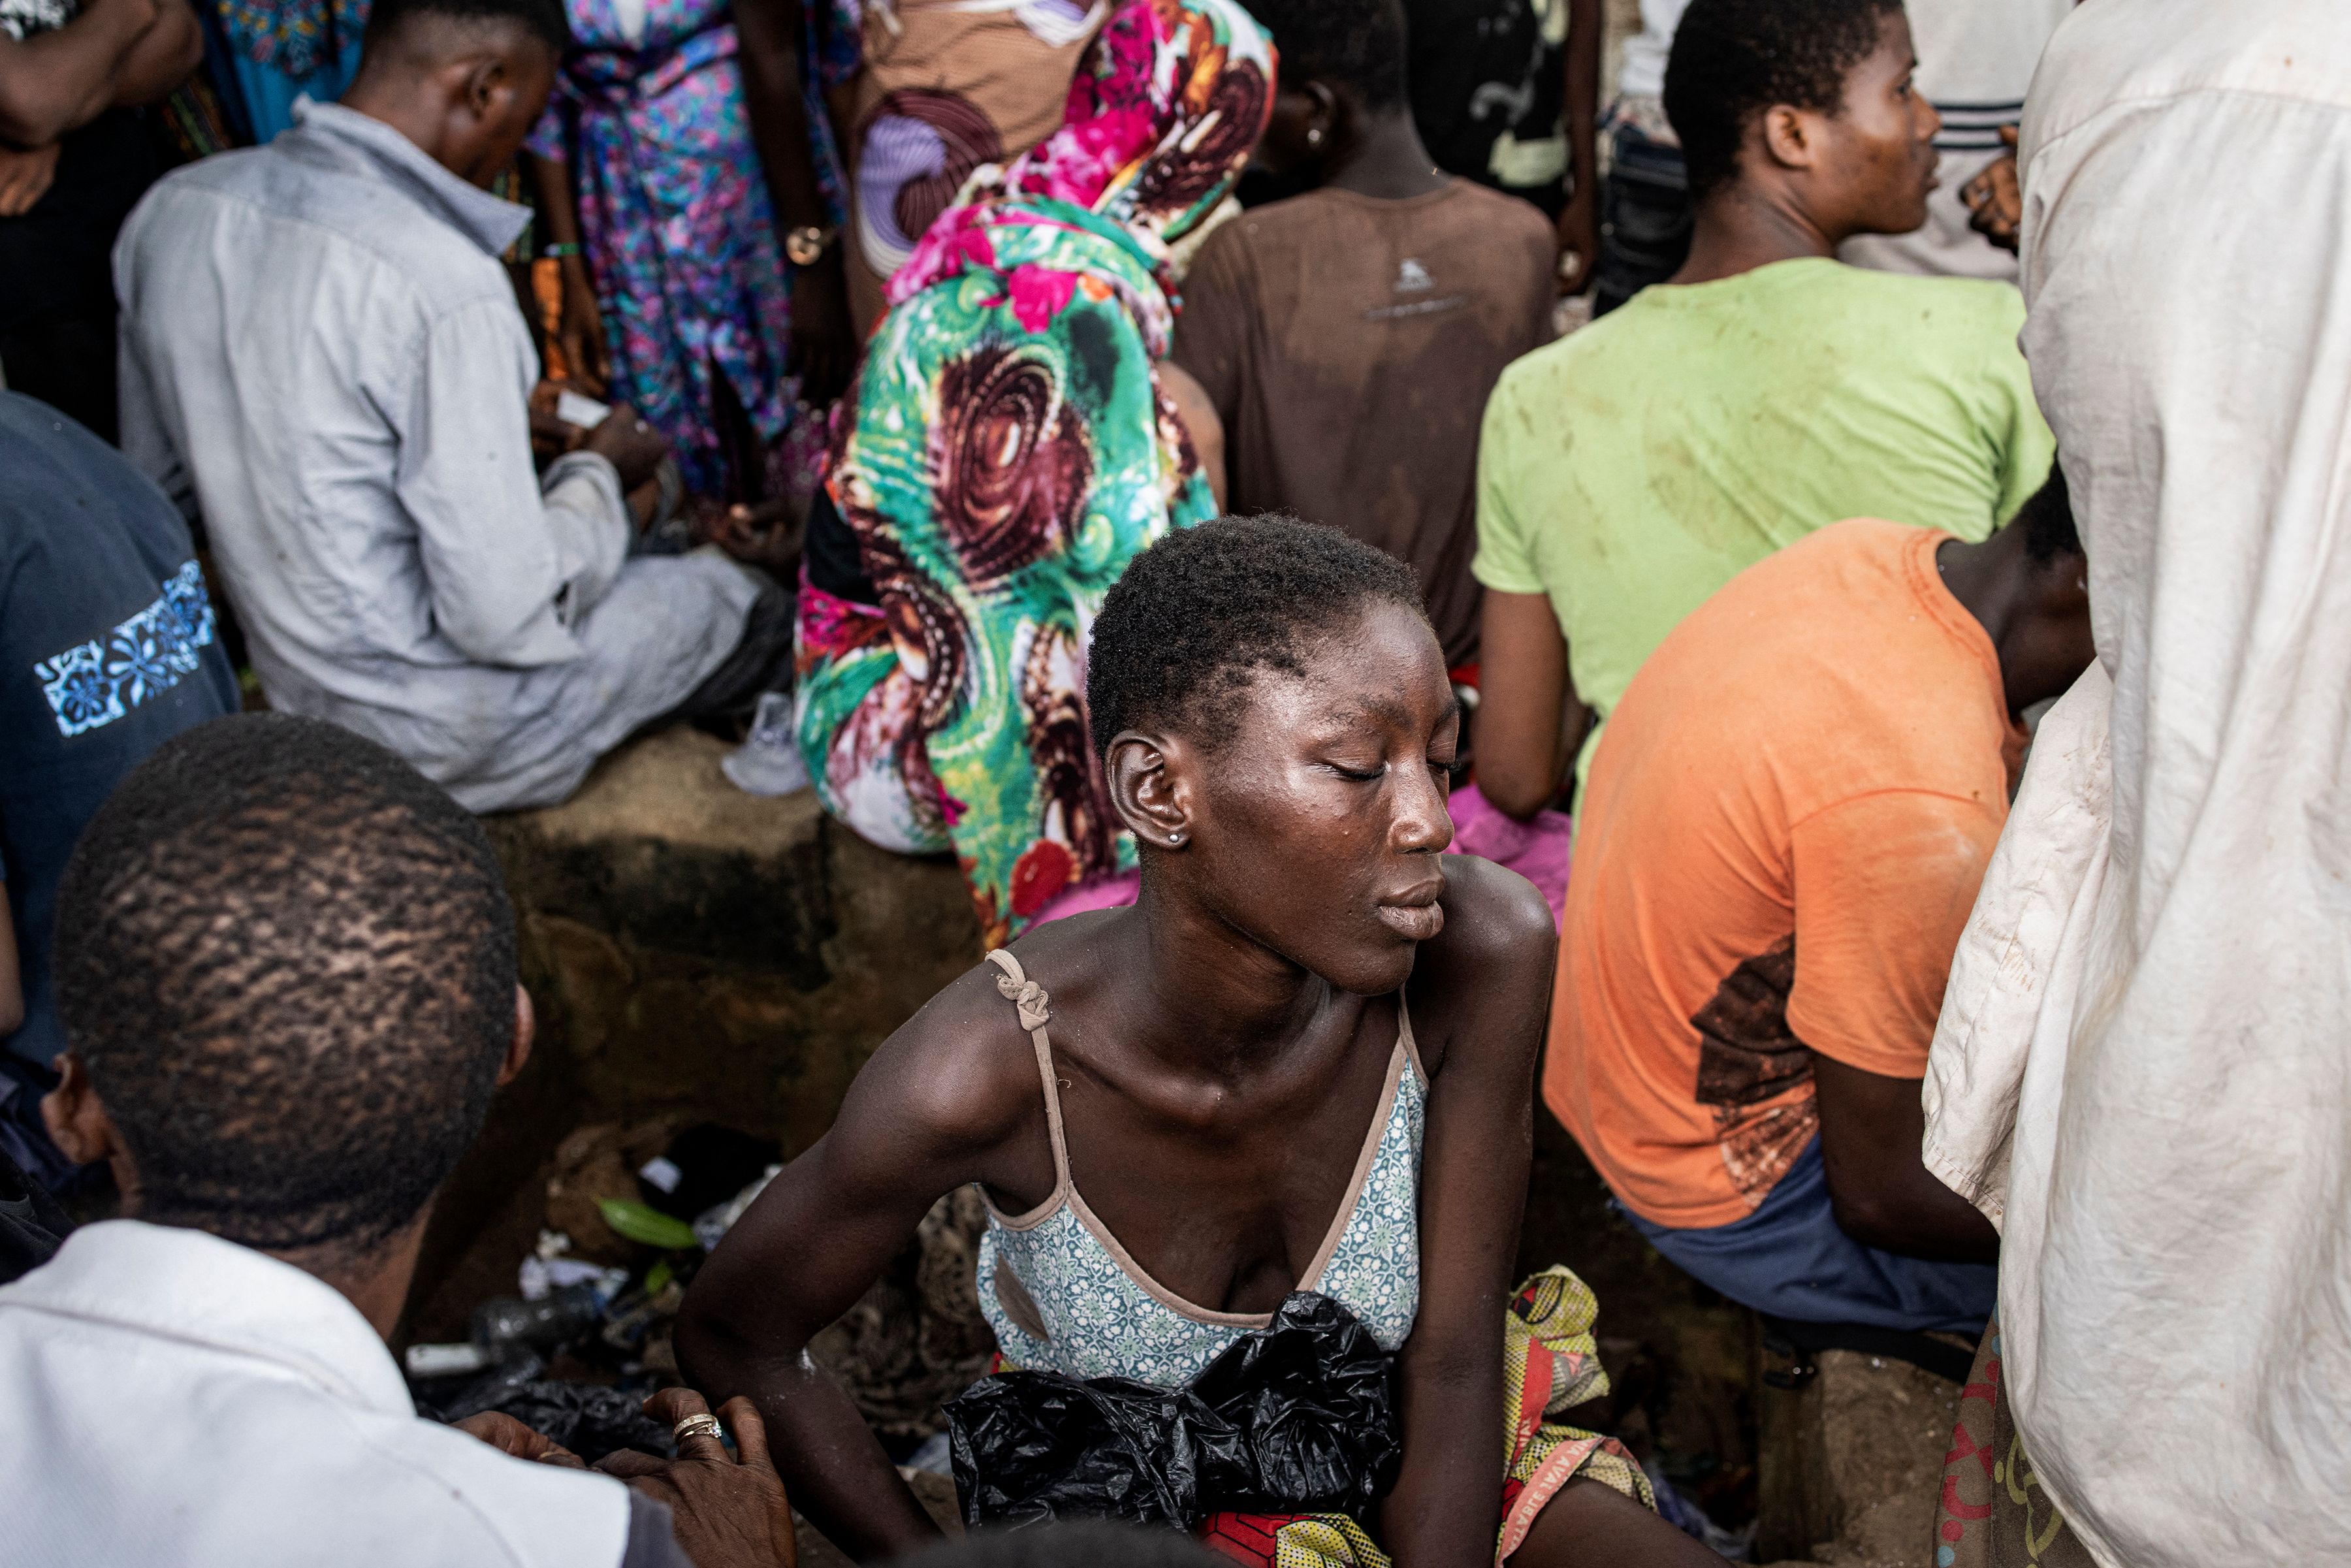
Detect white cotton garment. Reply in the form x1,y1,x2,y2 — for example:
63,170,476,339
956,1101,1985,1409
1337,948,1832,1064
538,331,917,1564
0,1221,639,1567
1614,0,1690,101
1921,4,2351,1565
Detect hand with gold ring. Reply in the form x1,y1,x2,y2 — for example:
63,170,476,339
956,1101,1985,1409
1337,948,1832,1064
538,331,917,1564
673,1411,726,1447
598,1386,798,1568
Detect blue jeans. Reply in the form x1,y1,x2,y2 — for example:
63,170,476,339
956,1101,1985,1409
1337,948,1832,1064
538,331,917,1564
1626,1137,1996,1336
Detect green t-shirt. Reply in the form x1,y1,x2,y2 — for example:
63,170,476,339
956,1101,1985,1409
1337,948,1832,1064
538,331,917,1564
1473,257,2054,790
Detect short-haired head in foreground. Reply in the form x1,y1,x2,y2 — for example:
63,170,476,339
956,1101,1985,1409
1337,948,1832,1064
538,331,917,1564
362,0,570,56
1248,0,1406,110
1936,460,2092,721
1667,0,1927,225
1091,517,1456,996
889,1522,1222,1568
54,712,517,1258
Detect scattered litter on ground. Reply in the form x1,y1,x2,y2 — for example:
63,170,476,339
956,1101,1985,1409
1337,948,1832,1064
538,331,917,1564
902,1431,953,1477
406,1341,490,1378
518,1229,631,1303
1647,1460,1759,1560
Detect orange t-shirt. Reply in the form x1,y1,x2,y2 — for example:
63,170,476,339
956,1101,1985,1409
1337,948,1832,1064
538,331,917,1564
1546,519,2026,1229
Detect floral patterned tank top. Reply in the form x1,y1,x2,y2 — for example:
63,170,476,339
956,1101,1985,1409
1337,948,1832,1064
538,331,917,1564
973,949,1426,1390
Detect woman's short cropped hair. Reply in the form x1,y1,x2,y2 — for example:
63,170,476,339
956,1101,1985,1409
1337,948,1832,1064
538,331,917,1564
1088,514,1428,756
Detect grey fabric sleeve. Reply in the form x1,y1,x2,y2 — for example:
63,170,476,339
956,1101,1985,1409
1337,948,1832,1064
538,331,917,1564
622,1490,697,1568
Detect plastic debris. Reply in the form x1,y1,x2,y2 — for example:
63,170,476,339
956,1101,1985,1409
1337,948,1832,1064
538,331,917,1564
694,1164,782,1252
406,1341,491,1378
426,1349,547,1423
600,1277,687,1352
597,1199,699,1251
519,1253,632,1304
639,1125,782,1222
466,1378,676,1465
904,1431,954,1477
473,1282,604,1354
948,1292,1400,1531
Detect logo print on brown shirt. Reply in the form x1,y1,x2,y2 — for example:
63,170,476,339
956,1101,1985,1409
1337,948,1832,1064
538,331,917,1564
1689,937,1818,1202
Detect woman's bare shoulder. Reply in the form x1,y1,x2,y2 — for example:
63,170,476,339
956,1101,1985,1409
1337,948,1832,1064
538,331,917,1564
835,954,1055,1167
1406,856,1558,1076
1431,855,1554,975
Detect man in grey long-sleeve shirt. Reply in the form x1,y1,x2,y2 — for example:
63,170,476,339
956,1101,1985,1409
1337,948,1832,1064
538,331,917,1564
112,0,778,812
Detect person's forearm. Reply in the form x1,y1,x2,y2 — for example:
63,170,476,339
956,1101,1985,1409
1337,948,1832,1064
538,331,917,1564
1474,590,1580,819
0,0,157,145
677,1318,941,1561
1563,0,1601,204
1827,1158,2000,1262
1810,1055,2001,1263
734,0,835,234
1382,1339,1507,1568
1480,690,1588,820
528,149,586,248
108,0,199,109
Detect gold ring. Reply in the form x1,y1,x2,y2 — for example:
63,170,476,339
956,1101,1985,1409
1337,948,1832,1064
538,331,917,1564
673,1413,725,1445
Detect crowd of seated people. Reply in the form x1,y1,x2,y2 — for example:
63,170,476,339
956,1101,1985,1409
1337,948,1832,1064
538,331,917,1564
4,0,2344,1565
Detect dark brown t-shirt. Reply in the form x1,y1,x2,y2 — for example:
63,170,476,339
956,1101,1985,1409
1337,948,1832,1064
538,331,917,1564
1171,180,1556,665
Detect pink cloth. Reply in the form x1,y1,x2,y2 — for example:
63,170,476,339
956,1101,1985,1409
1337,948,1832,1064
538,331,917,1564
1447,783,1573,929
1024,786,1572,932
1029,869,1142,927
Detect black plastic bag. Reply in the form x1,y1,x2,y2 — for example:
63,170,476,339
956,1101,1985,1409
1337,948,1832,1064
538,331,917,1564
423,1354,675,1465
948,1291,1400,1531
485,1379,676,1465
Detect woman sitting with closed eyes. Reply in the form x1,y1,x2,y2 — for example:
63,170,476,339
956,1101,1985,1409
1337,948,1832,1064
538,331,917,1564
684,516,1725,1567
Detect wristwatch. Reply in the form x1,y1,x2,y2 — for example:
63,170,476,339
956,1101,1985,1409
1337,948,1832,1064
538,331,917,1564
785,224,840,266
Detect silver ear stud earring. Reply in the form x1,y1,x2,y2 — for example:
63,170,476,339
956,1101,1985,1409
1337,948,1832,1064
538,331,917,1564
1307,126,1324,146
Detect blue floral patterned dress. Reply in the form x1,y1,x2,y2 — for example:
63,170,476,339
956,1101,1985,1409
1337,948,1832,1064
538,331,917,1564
528,0,859,494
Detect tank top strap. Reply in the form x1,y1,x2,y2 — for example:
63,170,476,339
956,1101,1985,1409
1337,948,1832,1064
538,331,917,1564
1395,988,1428,1084
984,949,1072,1196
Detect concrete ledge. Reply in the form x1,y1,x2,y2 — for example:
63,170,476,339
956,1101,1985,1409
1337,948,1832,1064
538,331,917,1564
405,726,983,1342
1758,1349,1962,1567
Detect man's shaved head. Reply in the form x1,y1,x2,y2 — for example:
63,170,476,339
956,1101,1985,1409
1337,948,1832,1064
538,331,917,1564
53,714,519,1256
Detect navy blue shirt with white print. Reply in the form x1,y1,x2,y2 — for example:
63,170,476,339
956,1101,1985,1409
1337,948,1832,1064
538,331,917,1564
1,391,236,1072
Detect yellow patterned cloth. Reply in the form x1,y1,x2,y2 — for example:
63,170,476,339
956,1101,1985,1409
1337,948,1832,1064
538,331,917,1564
1194,1268,1656,1567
